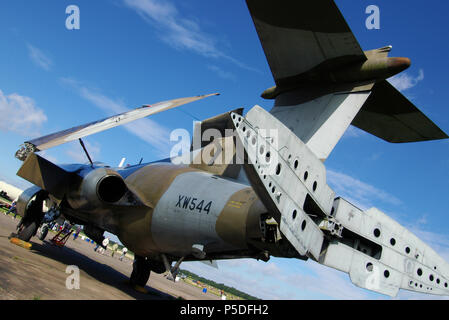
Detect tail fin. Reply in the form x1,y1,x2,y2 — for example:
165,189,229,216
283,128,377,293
352,80,448,143
270,83,374,161
246,0,447,160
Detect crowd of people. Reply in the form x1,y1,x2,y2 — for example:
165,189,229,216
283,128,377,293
91,236,128,261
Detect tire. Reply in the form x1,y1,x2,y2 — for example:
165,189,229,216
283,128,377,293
17,221,38,242
148,260,166,274
130,256,151,287
38,226,49,241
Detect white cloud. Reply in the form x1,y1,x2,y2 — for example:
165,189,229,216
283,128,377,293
60,78,173,155
27,44,52,71
183,258,372,300
408,226,449,263
207,65,236,81
123,0,216,57
183,259,291,300
122,0,257,72
286,262,371,300
0,89,47,137
389,69,424,92
415,214,428,226
327,169,402,209
66,139,101,164
342,125,367,139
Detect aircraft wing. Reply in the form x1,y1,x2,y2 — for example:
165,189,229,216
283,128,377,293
15,93,219,161
246,0,366,87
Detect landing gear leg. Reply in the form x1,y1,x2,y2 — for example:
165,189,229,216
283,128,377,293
161,254,185,281
16,191,48,242
130,255,151,292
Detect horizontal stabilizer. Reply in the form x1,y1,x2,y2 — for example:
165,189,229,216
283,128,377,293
16,93,219,160
352,81,448,142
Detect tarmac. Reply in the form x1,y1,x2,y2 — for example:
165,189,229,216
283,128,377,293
0,213,220,300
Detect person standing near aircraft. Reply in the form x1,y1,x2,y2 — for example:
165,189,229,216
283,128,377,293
5,200,16,216
119,247,128,261
111,243,119,257
100,237,109,254
73,225,81,240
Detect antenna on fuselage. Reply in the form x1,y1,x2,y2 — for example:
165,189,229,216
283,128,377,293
118,158,126,168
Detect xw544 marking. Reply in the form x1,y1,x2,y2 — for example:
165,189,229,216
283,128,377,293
175,195,213,214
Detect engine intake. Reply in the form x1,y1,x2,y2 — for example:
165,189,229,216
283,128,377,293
66,167,128,210
97,175,127,203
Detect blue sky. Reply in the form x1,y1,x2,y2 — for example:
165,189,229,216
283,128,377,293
0,0,448,300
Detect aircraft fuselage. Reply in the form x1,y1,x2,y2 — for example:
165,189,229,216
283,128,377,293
62,162,267,260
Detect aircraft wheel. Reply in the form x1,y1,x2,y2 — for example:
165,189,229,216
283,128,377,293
130,255,151,288
148,260,166,274
17,221,38,242
38,225,49,241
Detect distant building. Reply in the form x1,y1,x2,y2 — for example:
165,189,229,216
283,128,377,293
0,181,23,202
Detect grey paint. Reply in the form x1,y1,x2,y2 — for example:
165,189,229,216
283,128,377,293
151,171,248,256
231,105,449,297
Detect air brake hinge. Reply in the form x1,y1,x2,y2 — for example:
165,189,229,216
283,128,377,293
15,142,38,161
318,217,343,238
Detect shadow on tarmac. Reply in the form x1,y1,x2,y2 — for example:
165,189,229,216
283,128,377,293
27,238,175,300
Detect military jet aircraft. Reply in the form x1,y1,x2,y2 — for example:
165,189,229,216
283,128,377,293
12,0,449,297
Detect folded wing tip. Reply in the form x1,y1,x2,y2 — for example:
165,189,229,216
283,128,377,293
19,92,222,157
203,92,220,97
